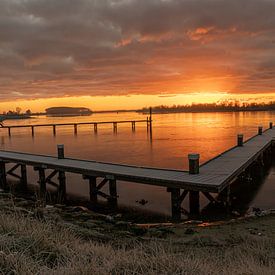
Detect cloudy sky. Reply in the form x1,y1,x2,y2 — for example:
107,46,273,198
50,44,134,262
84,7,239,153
0,0,275,111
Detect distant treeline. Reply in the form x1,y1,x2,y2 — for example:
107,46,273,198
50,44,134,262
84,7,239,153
139,101,275,114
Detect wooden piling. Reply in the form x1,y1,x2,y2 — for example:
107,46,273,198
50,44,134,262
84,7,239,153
57,145,66,202
94,123,98,133
53,125,56,136
132,121,136,131
36,167,46,201
188,154,200,174
20,164,27,189
31,126,34,137
74,124,78,135
88,176,98,204
170,188,181,222
237,134,244,147
8,127,11,137
113,122,117,132
189,191,200,216
108,179,118,207
0,162,7,189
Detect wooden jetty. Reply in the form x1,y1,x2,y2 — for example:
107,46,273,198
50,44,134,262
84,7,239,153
0,108,153,137
0,122,274,221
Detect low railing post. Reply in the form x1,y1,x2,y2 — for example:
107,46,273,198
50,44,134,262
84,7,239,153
258,126,263,135
237,134,244,147
188,154,200,174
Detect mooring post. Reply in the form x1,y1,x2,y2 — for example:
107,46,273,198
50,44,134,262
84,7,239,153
113,122,117,133
53,125,56,136
132,121,136,131
0,162,7,189
74,124,78,135
57,144,66,202
57,144,65,159
94,123,98,133
237,134,244,147
8,127,11,137
31,126,34,137
258,126,263,135
20,164,28,190
170,188,181,222
270,122,273,129
188,154,200,174
108,178,118,208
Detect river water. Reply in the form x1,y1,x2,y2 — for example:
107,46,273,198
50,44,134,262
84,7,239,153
1,111,275,218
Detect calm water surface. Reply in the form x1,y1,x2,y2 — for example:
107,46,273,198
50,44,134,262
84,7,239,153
1,111,275,217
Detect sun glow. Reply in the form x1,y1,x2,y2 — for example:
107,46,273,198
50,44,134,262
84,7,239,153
0,92,274,113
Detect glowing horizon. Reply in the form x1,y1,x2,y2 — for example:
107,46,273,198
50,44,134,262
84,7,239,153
1,92,275,113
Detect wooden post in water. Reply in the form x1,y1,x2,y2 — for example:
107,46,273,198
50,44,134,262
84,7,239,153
258,126,263,135
36,167,46,202
53,125,56,136
108,178,118,208
88,176,98,204
74,124,78,135
270,122,273,129
0,162,7,189
94,123,98,133
188,154,200,216
31,126,34,137
8,127,11,137
132,121,136,132
170,188,181,222
113,122,117,133
20,164,27,190
57,145,66,202
237,134,244,147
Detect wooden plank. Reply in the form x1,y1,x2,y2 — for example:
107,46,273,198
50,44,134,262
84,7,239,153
0,127,273,194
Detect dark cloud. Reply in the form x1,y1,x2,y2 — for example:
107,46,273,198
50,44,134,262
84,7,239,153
0,0,275,100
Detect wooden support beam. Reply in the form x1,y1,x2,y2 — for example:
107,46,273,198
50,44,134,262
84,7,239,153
20,164,27,189
97,178,108,190
202,192,217,203
189,191,200,216
170,188,181,222
0,162,7,189
108,179,118,207
7,164,21,180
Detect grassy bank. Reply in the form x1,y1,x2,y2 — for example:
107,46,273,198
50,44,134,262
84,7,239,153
0,194,275,274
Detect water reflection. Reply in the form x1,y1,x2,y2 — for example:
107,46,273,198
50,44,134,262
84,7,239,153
0,111,275,217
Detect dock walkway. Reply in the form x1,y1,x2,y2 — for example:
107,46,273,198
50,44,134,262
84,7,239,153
0,124,274,220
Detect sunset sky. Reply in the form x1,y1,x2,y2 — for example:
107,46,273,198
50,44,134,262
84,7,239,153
0,0,275,112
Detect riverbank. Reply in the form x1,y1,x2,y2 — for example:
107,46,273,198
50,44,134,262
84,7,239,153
0,191,275,274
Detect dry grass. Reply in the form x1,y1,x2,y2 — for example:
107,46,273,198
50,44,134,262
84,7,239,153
0,209,275,274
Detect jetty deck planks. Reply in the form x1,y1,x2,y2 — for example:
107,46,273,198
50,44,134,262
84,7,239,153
0,127,274,193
